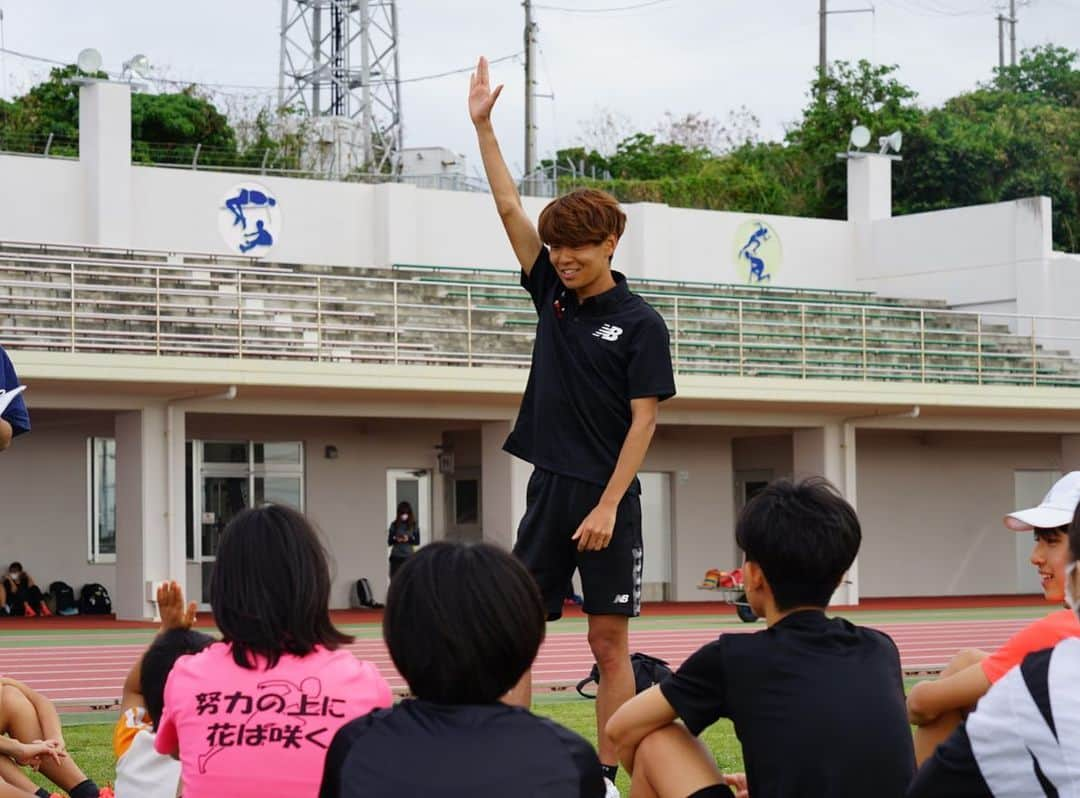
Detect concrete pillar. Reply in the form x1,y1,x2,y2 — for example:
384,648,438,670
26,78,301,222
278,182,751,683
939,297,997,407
480,420,529,552
115,404,184,619
793,423,859,605
1063,435,1080,472
846,154,894,223
372,182,419,267
621,202,670,281
79,80,133,248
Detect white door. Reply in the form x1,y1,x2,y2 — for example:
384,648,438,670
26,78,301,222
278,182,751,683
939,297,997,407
1014,470,1061,594
386,468,432,548
639,472,672,601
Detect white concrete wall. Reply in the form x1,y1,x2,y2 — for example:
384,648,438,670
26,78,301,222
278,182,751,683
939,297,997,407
857,429,1061,597
0,411,118,597
0,156,84,244
860,198,1051,309
1016,252,1080,358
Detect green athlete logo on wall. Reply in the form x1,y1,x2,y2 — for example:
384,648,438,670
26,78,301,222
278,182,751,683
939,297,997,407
733,219,782,284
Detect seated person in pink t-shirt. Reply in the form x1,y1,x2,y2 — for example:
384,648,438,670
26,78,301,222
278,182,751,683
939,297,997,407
155,505,393,798
907,471,1080,764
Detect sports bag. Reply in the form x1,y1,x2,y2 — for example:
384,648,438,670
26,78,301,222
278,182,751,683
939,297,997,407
576,652,673,699
350,577,384,609
48,581,78,615
78,582,112,615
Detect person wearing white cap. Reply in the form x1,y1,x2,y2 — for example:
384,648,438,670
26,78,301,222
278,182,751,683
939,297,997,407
906,471,1080,765
908,492,1080,797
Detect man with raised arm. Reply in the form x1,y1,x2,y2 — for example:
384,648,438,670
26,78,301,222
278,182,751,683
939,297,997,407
469,56,676,797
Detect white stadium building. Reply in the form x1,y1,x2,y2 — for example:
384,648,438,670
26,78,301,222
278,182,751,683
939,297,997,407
1,80,1079,619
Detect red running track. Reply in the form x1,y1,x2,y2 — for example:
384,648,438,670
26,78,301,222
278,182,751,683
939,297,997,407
0,616,1035,707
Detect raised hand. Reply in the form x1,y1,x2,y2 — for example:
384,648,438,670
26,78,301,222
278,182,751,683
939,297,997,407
14,739,64,768
156,580,197,631
468,56,504,126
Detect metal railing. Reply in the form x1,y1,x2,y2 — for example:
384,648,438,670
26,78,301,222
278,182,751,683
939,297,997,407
1,253,1080,387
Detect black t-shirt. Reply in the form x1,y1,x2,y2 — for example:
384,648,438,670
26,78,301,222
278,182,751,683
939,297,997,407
660,610,915,798
319,699,604,798
503,248,676,491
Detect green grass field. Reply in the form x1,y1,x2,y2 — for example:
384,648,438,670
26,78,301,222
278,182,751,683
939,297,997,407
30,683,929,795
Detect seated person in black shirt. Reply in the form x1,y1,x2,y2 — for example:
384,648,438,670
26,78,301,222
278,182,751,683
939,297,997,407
319,540,605,798
608,478,915,798
2,562,48,617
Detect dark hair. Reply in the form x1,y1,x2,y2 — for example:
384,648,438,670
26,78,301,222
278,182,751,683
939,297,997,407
383,541,545,704
1068,503,1080,562
735,477,861,611
210,505,353,669
141,629,214,729
395,502,415,522
538,188,626,250
1035,526,1069,543
7,562,21,572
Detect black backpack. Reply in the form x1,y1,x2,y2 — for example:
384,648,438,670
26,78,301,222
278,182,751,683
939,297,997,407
576,652,673,699
350,578,383,609
79,583,112,615
48,581,78,615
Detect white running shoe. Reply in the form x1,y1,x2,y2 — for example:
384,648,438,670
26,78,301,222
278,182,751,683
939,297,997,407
604,777,621,798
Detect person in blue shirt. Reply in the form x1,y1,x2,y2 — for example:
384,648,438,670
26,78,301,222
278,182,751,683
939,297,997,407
0,346,29,451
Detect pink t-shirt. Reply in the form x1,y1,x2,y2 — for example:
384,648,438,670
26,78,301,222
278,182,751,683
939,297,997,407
155,642,392,798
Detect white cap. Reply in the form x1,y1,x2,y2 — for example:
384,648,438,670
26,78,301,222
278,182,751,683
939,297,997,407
1005,471,1080,532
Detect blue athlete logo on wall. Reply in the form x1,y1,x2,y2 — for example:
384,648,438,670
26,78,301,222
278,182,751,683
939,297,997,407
218,183,282,258
732,219,783,284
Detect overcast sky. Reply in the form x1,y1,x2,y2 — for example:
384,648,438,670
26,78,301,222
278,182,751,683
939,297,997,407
1,0,1078,178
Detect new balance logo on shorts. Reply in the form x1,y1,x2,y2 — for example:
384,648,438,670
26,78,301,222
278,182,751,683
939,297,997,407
613,594,630,604
593,324,623,342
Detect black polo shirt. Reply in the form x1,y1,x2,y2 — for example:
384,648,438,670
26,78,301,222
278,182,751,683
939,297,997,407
503,247,675,491
318,699,604,798
660,610,915,798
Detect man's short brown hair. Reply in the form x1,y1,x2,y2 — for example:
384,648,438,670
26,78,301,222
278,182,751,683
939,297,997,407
537,188,626,249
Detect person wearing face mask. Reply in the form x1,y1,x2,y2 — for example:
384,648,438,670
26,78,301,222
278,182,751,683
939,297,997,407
387,502,420,580
1,562,49,617
906,472,1080,765
908,496,1080,797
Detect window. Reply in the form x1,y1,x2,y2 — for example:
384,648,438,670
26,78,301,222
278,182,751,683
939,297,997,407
88,438,117,563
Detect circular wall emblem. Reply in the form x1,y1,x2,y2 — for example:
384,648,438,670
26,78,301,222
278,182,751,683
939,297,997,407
218,183,281,258
732,219,782,284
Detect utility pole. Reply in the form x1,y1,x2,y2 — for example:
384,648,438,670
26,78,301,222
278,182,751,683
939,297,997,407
997,14,1006,69
819,0,828,81
1009,0,1017,67
817,1,874,86
523,0,539,195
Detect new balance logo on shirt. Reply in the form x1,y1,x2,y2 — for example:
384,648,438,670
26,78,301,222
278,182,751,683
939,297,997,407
613,594,630,604
593,324,624,342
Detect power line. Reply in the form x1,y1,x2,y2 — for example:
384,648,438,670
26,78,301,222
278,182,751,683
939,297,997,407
533,0,675,13
0,46,521,94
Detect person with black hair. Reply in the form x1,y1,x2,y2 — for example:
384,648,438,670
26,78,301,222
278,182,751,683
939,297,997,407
0,345,29,452
607,477,915,798
386,501,419,579
154,505,392,798
2,563,49,617
113,581,214,798
319,540,605,798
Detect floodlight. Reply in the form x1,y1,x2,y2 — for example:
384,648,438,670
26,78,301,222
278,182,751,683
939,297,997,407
879,130,903,155
123,53,151,79
849,124,871,151
76,48,103,74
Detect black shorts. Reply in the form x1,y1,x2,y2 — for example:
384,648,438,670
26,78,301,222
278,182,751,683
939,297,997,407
513,468,643,621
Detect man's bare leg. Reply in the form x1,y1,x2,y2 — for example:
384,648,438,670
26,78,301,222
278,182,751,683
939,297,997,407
629,723,726,798
913,648,988,765
588,613,634,769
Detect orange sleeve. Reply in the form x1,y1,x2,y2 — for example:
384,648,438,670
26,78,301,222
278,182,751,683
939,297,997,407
981,609,1080,683
112,709,149,759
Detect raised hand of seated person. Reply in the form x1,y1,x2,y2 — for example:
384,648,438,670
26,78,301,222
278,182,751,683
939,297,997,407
156,580,197,631
12,738,65,769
